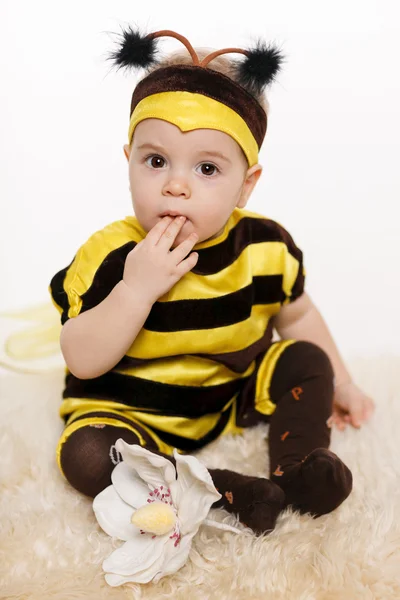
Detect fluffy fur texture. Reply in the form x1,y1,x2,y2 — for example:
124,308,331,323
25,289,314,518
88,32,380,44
108,27,283,99
108,26,159,71
1,357,400,599
235,41,284,96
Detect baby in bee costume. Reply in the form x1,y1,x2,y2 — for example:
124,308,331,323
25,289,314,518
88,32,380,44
49,27,354,535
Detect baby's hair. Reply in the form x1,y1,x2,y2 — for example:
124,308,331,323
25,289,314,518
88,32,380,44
142,47,270,114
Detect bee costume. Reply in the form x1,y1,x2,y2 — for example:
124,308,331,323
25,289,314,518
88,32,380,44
35,27,352,534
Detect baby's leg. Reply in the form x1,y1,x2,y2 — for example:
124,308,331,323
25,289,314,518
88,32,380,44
57,410,285,534
268,341,353,516
57,411,165,497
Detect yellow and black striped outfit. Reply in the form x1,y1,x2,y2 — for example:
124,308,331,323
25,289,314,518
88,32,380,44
50,207,305,473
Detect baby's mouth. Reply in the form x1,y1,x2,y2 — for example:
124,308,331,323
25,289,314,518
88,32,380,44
160,213,187,218
159,213,190,223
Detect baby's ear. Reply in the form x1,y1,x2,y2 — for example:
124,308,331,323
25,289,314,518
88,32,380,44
123,144,131,161
237,164,263,208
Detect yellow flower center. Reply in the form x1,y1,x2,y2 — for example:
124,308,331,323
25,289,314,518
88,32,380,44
131,501,177,535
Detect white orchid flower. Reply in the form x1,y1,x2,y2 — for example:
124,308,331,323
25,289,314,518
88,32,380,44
93,439,242,586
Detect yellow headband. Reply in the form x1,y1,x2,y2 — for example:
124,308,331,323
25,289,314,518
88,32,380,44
128,91,259,167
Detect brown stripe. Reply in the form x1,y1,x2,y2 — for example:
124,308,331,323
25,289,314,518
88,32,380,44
234,349,271,427
143,277,284,332
63,371,245,417
79,241,134,318
49,259,75,324
193,216,303,276
130,65,267,148
82,272,283,331
291,265,305,302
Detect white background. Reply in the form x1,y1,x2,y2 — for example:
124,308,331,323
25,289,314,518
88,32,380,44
1,0,399,358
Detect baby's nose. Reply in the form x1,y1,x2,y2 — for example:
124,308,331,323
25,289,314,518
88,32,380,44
162,178,190,198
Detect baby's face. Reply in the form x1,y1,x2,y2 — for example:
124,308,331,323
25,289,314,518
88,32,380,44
124,119,258,248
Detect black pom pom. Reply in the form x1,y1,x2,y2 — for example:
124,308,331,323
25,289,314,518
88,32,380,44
236,41,284,96
108,25,159,71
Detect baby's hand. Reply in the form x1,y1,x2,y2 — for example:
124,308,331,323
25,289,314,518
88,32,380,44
123,216,199,305
327,382,375,430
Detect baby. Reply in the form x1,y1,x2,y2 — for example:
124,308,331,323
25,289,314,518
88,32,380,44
50,28,375,535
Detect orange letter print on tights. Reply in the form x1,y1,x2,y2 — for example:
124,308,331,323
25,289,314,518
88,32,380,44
291,386,303,401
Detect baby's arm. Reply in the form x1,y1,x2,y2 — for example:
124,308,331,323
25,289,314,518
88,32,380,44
61,282,152,379
61,216,198,379
272,293,375,428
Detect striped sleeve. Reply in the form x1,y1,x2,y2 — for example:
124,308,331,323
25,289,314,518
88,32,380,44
49,226,135,325
49,243,92,325
49,257,77,324
277,223,306,304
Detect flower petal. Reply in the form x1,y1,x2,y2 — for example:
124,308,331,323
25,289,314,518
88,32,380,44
115,439,176,489
153,532,194,582
104,546,169,586
111,461,150,509
104,534,193,586
103,533,169,577
92,485,138,541
171,450,221,535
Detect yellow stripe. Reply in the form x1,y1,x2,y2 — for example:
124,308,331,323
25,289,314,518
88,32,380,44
56,415,174,476
59,398,148,421
255,340,296,415
220,395,244,436
127,303,275,360
114,354,256,386
63,254,83,320
63,405,175,454
128,91,259,167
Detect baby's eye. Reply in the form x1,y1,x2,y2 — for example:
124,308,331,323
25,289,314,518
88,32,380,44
197,163,219,177
145,155,166,169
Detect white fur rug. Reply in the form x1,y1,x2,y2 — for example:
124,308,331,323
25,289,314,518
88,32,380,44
1,357,400,600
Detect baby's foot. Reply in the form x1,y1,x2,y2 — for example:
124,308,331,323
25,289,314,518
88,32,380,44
210,469,286,535
271,448,353,516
